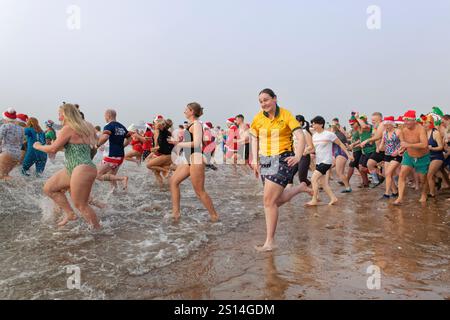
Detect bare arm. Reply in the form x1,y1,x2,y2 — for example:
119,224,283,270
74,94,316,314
33,126,71,154
361,124,383,146
304,131,314,155
97,132,110,147
379,133,386,151
286,129,305,167
334,138,353,160
250,133,259,178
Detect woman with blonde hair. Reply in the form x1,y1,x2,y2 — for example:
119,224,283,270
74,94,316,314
33,104,100,229
0,108,24,180
22,117,48,177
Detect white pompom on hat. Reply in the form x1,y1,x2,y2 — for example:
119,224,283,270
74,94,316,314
3,108,17,120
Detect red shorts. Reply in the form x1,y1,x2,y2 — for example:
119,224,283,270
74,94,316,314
102,156,124,170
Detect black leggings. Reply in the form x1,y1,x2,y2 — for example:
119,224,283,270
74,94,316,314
289,154,311,186
298,154,311,185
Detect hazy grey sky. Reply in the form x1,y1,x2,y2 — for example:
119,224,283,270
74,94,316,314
1,0,449,127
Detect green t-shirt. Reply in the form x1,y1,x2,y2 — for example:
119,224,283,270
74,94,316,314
351,130,361,152
360,126,376,155
45,129,56,141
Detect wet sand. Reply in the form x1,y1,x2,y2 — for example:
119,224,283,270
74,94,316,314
117,179,450,300
1,162,449,300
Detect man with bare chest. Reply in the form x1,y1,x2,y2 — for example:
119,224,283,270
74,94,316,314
394,110,430,205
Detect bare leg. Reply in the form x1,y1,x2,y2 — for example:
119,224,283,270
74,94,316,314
190,160,219,222
0,153,18,179
306,170,323,206
169,164,191,220
321,171,338,205
358,164,370,186
394,166,413,205
386,161,400,195
70,165,100,229
336,156,350,189
276,182,312,207
256,180,285,252
427,160,443,197
97,164,126,189
418,173,428,203
43,169,77,226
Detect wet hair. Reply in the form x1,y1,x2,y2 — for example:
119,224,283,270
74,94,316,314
236,114,244,120
332,118,339,123
311,116,326,128
178,125,184,129
165,119,173,129
95,126,101,131
443,114,450,120
259,88,276,98
27,117,43,133
187,102,203,118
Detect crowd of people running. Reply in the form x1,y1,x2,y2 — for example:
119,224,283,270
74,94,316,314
1,90,449,251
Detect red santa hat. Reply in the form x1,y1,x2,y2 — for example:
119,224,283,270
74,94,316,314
3,108,17,121
382,116,395,125
154,115,164,123
145,122,153,130
226,117,236,124
395,116,404,125
204,122,213,129
403,110,416,120
16,114,29,124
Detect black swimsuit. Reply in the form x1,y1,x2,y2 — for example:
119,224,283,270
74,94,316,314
158,128,174,155
183,122,203,164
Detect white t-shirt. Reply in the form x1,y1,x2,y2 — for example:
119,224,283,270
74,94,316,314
313,131,337,165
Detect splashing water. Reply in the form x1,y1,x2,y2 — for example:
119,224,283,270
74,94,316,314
0,153,263,299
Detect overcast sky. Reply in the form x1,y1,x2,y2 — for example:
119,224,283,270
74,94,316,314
1,0,449,127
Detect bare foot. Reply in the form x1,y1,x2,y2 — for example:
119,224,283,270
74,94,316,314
58,214,78,227
305,200,319,207
89,199,107,209
172,213,181,221
328,198,338,206
299,182,314,196
210,214,219,223
255,244,274,252
393,199,403,206
419,196,427,203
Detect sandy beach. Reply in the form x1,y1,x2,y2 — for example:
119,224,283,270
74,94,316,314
0,159,449,300
120,183,450,300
